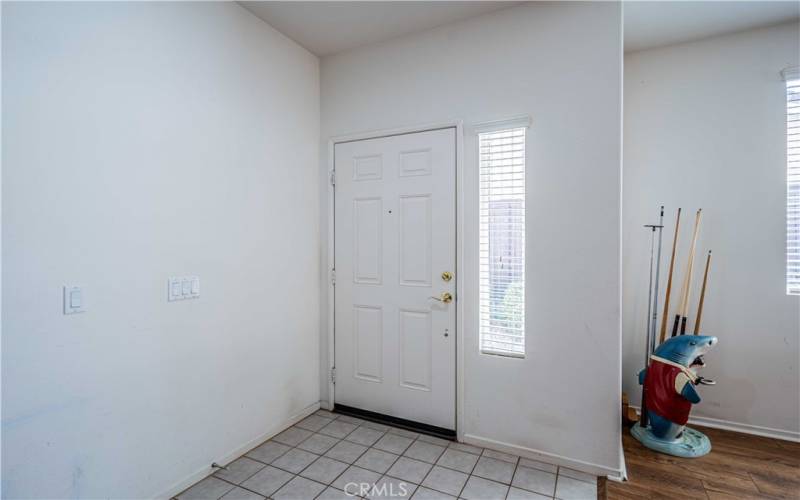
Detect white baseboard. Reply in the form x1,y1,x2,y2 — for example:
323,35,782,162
631,406,800,443
157,402,321,499
462,433,620,478
607,439,627,482
687,414,800,442
321,400,334,411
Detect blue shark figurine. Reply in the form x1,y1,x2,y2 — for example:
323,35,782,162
632,335,718,458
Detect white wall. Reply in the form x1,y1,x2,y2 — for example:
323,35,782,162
320,2,623,474
623,22,800,439
1,3,320,498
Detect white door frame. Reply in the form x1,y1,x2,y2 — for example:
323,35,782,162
326,120,464,437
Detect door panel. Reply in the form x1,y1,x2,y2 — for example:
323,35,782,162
399,309,432,391
399,195,432,286
334,128,456,430
353,198,383,284
354,305,383,382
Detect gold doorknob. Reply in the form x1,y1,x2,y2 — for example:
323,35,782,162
441,271,453,282
430,292,453,304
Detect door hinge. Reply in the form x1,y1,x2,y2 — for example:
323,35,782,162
331,367,336,384
329,171,336,187
330,268,336,286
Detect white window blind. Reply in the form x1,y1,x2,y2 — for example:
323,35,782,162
786,68,800,295
479,127,526,357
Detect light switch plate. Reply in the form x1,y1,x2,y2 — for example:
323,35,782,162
168,276,199,301
63,285,85,314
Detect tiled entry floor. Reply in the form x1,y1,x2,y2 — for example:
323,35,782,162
176,410,597,500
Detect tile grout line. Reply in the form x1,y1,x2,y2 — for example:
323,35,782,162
554,465,560,500
295,432,368,499
178,441,293,499
312,421,384,499
282,475,330,499
402,440,454,497
504,448,521,500
319,421,410,499
557,467,598,486
469,452,517,486
512,467,557,499
365,433,415,498
417,445,479,498
383,432,517,498
213,475,256,497
334,424,459,498
214,473,294,500
252,414,353,498
305,419,412,498
229,458,272,491
455,445,483,499
370,427,440,498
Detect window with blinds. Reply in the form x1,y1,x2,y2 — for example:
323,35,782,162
479,127,526,357
787,68,800,295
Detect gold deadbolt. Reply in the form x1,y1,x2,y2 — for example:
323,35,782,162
430,292,453,304
441,271,453,282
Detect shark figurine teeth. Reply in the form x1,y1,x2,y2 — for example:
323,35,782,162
633,335,719,458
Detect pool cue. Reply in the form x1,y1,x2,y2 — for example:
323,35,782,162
693,250,712,335
649,207,665,356
672,209,702,336
640,208,664,428
639,220,659,428
659,208,681,345
679,209,702,334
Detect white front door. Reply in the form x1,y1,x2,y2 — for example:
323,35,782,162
334,128,456,430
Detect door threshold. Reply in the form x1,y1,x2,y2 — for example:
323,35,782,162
334,404,456,441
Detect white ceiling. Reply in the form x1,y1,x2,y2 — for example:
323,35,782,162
624,1,799,53
239,1,521,56
240,1,800,57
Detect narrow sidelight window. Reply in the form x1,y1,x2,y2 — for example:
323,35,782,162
478,127,526,356
785,67,799,295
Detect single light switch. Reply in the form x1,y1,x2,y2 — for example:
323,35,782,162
63,285,85,314
191,277,200,296
169,278,182,301
70,289,82,308
181,279,191,296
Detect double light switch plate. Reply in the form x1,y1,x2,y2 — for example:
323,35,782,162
168,276,200,301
